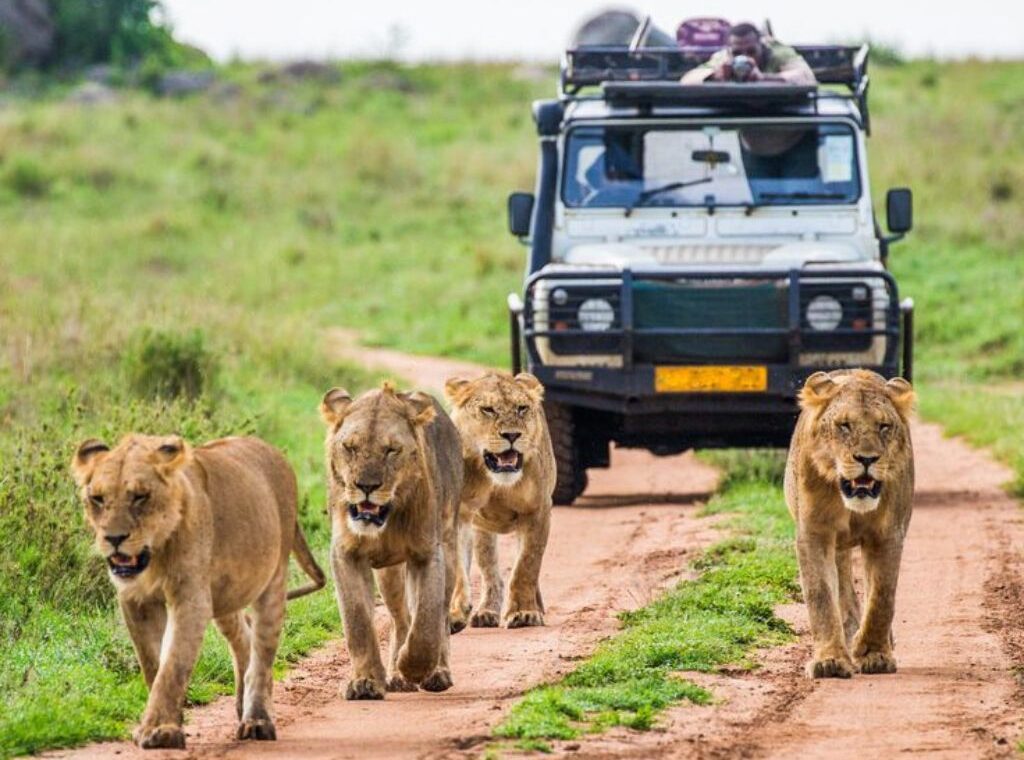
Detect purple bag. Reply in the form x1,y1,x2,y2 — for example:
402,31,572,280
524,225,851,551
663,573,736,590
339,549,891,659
676,17,731,51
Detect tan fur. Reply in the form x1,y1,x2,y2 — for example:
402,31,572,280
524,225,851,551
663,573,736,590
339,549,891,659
71,435,325,749
320,383,464,699
444,372,555,630
784,369,915,678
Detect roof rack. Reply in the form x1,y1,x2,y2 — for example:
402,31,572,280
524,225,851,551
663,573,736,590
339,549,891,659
560,43,871,131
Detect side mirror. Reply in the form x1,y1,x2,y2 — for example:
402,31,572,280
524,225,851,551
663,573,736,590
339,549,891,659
886,188,913,235
507,192,535,238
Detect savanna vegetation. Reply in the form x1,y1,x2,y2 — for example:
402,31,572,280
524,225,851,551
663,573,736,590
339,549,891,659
0,50,1021,756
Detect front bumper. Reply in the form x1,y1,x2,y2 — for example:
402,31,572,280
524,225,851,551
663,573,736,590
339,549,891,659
513,266,909,417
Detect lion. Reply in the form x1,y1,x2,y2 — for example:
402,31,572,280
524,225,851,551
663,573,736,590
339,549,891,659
784,369,915,679
320,382,464,699
71,434,326,749
444,372,555,630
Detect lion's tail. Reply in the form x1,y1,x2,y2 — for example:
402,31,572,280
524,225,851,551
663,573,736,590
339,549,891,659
287,521,327,601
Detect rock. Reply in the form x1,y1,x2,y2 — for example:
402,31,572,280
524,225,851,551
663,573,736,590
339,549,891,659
280,60,340,82
83,64,116,85
67,81,118,105
157,70,216,97
257,61,341,85
0,0,54,67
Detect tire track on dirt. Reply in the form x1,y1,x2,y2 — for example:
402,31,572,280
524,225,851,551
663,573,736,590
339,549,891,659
51,342,722,760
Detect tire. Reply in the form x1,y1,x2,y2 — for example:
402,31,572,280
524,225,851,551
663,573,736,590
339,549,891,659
544,401,588,506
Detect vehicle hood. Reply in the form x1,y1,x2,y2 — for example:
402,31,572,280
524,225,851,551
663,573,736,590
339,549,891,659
561,240,873,270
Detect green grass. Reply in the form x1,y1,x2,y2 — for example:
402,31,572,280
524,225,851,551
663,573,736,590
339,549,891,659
872,62,1024,489
494,452,796,747
1,56,1022,755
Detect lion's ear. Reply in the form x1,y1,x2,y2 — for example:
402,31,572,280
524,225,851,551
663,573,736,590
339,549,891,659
885,377,916,418
799,371,840,410
444,376,473,407
514,372,544,401
320,387,353,427
402,391,437,428
71,438,110,485
153,435,190,475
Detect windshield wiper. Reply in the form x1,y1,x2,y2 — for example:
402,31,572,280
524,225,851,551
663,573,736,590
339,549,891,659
624,177,713,217
757,191,847,202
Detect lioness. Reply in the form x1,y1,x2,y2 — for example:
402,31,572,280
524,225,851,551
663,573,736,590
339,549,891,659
444,372,555,630
71,435,326,749
785,369,915,679
320,383,464,698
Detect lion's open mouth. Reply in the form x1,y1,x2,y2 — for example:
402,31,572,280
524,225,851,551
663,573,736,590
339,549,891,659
484,449,523,474
840,475,882,500
107,548,151,578
348,501,391,527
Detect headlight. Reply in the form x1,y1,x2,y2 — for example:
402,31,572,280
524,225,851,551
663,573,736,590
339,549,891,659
578,298,615,332
806,295,843,331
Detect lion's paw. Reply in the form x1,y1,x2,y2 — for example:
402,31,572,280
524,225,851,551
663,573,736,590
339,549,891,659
236,718,277,741
345,676,386,700
857,650,897,674
807,655,854,679
470,609,500,628
449,615,469,635
134,723,186,750
387,673,419,692
506,609,544,629
420,668,453,693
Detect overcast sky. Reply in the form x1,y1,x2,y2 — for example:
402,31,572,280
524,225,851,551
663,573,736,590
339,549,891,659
162,1,1024,62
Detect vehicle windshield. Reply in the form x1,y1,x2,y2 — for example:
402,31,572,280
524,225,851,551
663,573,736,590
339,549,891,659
563,122,860,209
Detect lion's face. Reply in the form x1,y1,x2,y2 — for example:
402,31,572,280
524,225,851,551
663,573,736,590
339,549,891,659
445,372,545,488
321,384,436,536
71,435,191,582
800,370,915,513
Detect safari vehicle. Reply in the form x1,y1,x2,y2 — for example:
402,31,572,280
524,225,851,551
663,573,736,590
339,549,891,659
505,27,915,505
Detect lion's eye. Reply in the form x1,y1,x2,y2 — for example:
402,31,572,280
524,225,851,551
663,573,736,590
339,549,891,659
131,492,150,506
837,422,852,434
480,406,497,418
516,405,529,417
879,423,892,435
88,493,105,509
342,443,357,455
385,446,400,458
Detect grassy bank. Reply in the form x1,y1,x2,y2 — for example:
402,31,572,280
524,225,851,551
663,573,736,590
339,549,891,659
494,452,796,751
871,61,1024,491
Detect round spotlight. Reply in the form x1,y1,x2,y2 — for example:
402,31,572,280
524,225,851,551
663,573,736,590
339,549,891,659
806,295,843,331
551,288,569,306
578,298,615,332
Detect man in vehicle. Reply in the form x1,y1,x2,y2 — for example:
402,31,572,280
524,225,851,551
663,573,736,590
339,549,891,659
682,22,816,85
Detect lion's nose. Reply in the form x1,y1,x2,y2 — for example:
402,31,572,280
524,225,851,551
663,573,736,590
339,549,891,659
106,533,129,549
501,432,521,445
855,455,879,469
356,482,382,497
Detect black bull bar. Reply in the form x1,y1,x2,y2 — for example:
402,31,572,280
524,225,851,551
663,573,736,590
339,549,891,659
508,268,913,398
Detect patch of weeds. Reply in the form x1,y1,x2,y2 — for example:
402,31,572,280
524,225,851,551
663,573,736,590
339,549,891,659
122,328,217,402
4,157,51,197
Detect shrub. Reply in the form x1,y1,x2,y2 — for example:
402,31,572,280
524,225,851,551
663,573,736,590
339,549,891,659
5,157,51,197
122,328,217,401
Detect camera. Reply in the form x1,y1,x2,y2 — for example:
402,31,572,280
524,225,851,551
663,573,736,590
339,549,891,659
732,54,755,82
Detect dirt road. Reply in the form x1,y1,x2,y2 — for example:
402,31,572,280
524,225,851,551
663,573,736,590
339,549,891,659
55,345,1024,759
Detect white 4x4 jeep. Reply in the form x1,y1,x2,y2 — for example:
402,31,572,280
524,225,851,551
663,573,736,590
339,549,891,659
506,41,914,504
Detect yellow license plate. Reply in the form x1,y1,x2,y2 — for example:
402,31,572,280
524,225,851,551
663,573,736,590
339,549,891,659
655,365,767,393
